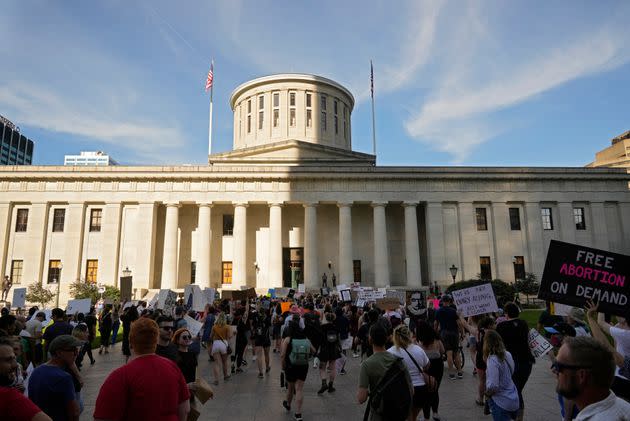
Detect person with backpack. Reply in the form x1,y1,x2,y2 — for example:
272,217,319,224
252,307,272,378
281,316,315,421
357,324,413,421
316,312,342,394
98,305,113,355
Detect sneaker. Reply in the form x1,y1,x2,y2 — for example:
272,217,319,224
282,400,291,411
472,368,477,375
352,352,360,358
231,366,236,374
241,360,248,366
317,383,328,394
327,382,336,393
340,369,347,375
457,372,463,379
294,413,303,421
258,372,264,379
449,374,456,381
266,367,271,373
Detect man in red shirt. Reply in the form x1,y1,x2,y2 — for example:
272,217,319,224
93,317,190,421
0,337,51,421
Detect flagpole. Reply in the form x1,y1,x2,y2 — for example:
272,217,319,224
208,61,214,156
370,60,377,161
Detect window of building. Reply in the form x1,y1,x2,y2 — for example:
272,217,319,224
509,208,521,231
258,94,264,130
52,208,65,232
272,92,279,127
86,259,98,283
513,256,525,281
247,99,252,133
47,260,62,284
334,99,339,134
320,95,327,132
15,208,28,232
353,260,361,283
541,208,553,230
289,92,296,127
306,93,312,128
343,106,348,140
475,207,488,231
223,214,234,236
574,207,586,230
10,260,23,284
222,261,232,284
321,111,327,132
191,262,196,284
480,256,492,280
89,209,102,232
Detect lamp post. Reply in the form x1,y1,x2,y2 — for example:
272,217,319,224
449,264,458,284
122,266,131,278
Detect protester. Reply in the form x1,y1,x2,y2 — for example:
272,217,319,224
416,320,445,421
98,305,112,355
317,311,341,394
388,324,430,421
93,317,190,421
483,330,520,421
28,335,82,421
232,304,249,374
272,303,284,353
357,323,413,421
172,327,199,411
155,315,178,361
434,295,463,380
252,306,272,378
553,336,630,420
82,307,97,365
25,311,46,366
334,306,351,375
110,305,120,346
496,303,535,421
201,304,216,357
0,337,52,421
281,316,315,421
211,311,232,385
42,309,73,357
120,305,139,362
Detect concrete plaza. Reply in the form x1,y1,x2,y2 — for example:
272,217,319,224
78,343,561,421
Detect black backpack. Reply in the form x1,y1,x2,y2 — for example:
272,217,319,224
366,357,412,421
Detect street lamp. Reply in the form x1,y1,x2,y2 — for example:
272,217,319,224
122,266,131,278
449,264,458,284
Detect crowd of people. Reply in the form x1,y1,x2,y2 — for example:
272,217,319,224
0,289,628,421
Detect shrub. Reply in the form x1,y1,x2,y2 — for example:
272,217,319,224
25,283,55,308
69,281,121,305
514,273,540,305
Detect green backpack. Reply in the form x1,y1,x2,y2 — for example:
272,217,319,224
289,338,310,366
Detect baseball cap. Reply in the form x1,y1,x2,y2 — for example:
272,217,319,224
48,334,83,355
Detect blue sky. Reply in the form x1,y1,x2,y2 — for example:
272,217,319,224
1,1,629,167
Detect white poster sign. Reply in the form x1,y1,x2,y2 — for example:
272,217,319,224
157,289,178,316
553,302,573,317
451,283,499,317
184,315,204,337
123,300,138,310
184,285,206,312
298,284,305,293
66,298,91,315
335,284,348,292
12,287,26,308
203,288,216,306
528,328,553,358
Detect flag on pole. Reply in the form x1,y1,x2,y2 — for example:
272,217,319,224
370,60,374,98
205,62,214,92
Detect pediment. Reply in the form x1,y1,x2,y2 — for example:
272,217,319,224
208,140,375,166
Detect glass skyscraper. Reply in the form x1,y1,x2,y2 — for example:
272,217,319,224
1,119,34,165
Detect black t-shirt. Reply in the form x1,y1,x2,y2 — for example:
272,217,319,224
496,318,534,363
334,314,350,340
156,343,178,362
435,306,459,332
84,315,97,339
252,315,271,339
176,350,198,383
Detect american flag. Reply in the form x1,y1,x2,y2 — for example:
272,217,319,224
205,62,214,92
370,60,374,98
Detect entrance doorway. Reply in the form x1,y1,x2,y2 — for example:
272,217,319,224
282,247,303,288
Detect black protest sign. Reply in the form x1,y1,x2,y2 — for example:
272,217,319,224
538,240,629,317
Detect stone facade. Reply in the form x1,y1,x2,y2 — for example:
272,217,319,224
1,74,630,306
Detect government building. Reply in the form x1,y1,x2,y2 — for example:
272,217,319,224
1,74,629,306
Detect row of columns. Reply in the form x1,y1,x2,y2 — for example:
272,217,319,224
158,201,423,290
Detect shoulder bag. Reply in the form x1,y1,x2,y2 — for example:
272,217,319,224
403,346,437,392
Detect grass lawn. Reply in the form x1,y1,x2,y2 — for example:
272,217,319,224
520,309,543,330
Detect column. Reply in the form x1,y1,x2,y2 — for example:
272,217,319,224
303,203,318,290
589,202,608,250
372,202,389,288
135,203,157,290
558,202,576,245
232,203,248,289
63,204,86,285
338,203,353,284
404,202,421,287
196,203,212,289
491,202,512,280
524,202,544,280
0,202,12,281
457,202,478,281
25,203,50,284
161,203,180,290
268,203,283,288
101,203,122,286
425,202,446,284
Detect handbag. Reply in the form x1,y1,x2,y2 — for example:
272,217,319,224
403,346,437,393
215,329,233,355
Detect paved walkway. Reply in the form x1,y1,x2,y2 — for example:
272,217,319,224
79,344,560,420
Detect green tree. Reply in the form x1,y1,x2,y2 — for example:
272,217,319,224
103,285,120,302
25,283,55,308
69,280,100,304
514,272,540,305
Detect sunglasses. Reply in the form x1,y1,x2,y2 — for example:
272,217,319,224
180,335,192,340
551,361,591,374
160,326,174,331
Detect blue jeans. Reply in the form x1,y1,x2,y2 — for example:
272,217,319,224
111,321,120,345
488,398,517,421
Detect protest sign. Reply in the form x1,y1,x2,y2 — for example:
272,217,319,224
355,298,365,308
268,288,276,298
203,288,216,306
12,287,26,308
340,289,352,303
185,285,206,312
451,283,498,317
287,289,296,299
552,302,573,317
321,288,330,297
539,240,629,317
528,328,553,358
298,284,305,293
376,297,400,311
280,302,291,313
66,298,91,315
336,284,348,292
184,315,204,337
387,289,407,306
405,289,428,317
157,289,178,316
123,300,139,310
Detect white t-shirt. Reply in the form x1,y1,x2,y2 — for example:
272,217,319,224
387,344,429,387
610,326,630,379
25,318,43,344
